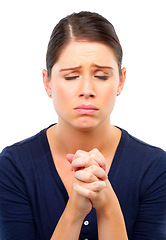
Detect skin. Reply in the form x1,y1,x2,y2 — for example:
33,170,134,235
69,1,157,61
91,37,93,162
44,41,125,132
43,41,128,239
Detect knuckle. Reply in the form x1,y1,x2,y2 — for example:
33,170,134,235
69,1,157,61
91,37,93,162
87,172,94,181
91,148,99,153
74,171,80,178
90,148,101,157
86,189,93,198
75,150,83,156
93,181,106,191
90,164,98,172
84,156,90,167
94,181,100,188
89,152,96,159
75,150,87,158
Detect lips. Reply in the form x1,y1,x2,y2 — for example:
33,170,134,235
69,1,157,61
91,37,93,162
74,104,99,115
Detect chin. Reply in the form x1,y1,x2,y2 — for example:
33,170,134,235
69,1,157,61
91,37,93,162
73,118,100,132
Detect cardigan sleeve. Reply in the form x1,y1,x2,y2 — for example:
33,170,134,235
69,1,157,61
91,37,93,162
0,148,36,240
132,150,166,240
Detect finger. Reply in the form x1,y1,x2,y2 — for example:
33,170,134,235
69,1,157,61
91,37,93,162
73,181,106,198
71,156,99,171
87,181,106,192
74,166,107,182
66,150,88,170
66,154,75,163
66,150,88,164
73,150,88,159
85,165,108,180
68,149,107,172
88,149,107,172
73,183,93,198
74,170,98,183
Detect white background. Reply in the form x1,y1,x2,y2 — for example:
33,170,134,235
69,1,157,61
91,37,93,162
0,0,165,151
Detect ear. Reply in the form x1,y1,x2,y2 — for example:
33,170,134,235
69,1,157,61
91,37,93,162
42,69,52,98
117,67,126,95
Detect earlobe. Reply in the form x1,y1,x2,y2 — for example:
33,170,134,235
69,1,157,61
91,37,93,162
42,69,52,98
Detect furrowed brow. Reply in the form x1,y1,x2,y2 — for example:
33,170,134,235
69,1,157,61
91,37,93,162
59,66,81,72
59,65,113,72
94,64,113,70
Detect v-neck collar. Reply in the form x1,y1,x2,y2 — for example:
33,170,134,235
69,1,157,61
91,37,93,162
41,124,127,203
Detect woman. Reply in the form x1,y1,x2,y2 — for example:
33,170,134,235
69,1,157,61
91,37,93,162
0,11,166,240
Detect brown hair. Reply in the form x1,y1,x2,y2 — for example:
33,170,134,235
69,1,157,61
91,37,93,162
46,11,123,78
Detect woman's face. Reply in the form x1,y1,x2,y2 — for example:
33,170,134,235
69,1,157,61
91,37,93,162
43,41,126,131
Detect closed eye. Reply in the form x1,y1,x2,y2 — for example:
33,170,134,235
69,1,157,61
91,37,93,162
94,76,109,80
65,76,79,80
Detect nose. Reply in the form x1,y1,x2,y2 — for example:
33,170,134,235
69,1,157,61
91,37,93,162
78,77,96,99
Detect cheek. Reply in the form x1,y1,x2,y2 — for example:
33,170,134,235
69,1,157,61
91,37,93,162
52,82,66,97
51,84,75,109
102,86,117,104
51,87,67,117
100,86,117,116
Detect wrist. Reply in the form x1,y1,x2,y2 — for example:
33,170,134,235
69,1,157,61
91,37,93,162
66,198,89,223
96,199,121,220
50,200,86,240
96,194,128,240
95,180,120,215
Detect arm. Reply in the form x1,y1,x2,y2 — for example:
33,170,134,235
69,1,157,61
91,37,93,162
51,151,95,239
71,148,166,240
131,151,166,240
0,149,92,240
51,149,109,239
0,150,36,240
96,180,128,240
74,170,128,239
70,149,128,240
50,178,92,240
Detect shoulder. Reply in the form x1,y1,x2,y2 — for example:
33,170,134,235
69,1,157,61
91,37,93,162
121,128,166,164
0,127,50,179
0,128,46,159
118,127,166,183
121,128,166,194
0,126,54,195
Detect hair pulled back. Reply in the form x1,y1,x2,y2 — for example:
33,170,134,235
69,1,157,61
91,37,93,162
46,11,123,77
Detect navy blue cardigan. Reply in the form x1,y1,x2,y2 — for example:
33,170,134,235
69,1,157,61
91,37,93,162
0,125,166,239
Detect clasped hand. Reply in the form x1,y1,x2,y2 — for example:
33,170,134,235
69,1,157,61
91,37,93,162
66,149,109,213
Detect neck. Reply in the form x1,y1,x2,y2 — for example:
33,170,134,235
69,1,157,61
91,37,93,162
52,118,119,157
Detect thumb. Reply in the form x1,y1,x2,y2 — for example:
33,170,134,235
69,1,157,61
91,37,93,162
66,153,75,163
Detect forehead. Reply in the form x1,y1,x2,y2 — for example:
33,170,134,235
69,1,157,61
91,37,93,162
54,41,117,69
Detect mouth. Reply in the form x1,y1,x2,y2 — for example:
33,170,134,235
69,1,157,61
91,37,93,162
74,104,99,115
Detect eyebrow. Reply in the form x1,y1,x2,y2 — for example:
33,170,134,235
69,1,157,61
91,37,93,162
94,64,113,70
59,64,113,72
59,66,81,72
